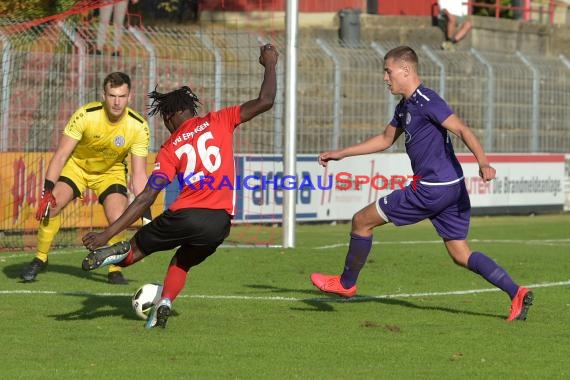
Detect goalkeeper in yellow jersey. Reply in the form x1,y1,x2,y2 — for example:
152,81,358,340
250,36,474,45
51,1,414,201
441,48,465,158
20,72,151,285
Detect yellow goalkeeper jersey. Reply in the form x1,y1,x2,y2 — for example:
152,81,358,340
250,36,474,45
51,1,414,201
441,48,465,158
63,101,150,174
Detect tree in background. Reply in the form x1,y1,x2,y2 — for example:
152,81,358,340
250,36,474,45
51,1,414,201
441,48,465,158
0,0,76,19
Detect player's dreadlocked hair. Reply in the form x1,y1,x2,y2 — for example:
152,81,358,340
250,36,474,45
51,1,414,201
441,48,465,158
148,86,201,120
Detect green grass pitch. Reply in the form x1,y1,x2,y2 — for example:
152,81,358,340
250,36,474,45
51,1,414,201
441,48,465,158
1,214,569,379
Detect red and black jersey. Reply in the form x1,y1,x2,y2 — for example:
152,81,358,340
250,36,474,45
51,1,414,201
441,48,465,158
153,105,241,215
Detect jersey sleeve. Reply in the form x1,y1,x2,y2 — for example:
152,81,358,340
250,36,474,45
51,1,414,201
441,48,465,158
153,145,177,183
389,100,405,128
424,93,454,125
63,106,88,140
130,120,150,157
214,105,241,132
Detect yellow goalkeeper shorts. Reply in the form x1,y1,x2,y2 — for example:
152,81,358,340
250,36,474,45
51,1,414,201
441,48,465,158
60,159,128,204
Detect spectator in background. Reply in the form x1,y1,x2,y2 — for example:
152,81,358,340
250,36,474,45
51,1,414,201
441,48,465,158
95,0,139,56
439,0,472,50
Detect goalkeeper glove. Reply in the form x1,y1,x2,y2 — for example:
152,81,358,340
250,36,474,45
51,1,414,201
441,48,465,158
141,208,152,225
36,179,57,221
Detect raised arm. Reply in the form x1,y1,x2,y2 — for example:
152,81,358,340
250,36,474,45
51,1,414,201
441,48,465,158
318,124,403,167
239,44,278,124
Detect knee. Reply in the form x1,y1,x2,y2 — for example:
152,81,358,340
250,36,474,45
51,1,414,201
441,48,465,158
175,246,216,270
351,211,363,228
48,205,62,217
49,200,68,217
351,210,372,233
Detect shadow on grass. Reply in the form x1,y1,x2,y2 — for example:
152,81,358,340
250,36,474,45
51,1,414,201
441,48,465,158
246,283,505,320
49,293,136,321
2,262,132,285
48,292,179,322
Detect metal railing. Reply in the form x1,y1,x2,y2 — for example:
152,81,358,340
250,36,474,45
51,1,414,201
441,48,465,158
1,23,569,155
467,0,557,24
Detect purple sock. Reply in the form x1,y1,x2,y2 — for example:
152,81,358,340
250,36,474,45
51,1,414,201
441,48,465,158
340,233,373,288
467,251,519,299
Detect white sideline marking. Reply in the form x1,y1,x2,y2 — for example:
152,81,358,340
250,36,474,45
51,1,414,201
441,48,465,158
0,251,78,260
1,279,569,301
1,238,568,259
316,238,570,250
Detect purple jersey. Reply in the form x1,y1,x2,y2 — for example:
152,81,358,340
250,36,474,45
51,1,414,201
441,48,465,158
390,84,463,183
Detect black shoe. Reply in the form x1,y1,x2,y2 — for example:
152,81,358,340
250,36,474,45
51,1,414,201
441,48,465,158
82,241,130,271
20,258,47,282
107,271,129,285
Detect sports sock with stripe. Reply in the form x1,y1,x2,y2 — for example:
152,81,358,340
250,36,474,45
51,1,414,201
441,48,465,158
340,233,373,288
467,251,519,299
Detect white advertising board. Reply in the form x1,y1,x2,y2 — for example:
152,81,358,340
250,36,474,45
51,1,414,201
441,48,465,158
232,153,565,222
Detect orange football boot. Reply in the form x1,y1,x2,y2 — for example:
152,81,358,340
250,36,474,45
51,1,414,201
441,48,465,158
310,273,357,298
507,287,534,321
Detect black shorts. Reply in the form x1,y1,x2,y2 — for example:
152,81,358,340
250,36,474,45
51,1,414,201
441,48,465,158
134,208,231,256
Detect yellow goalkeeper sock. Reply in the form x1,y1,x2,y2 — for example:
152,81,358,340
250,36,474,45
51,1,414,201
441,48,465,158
107,233,127,273
35,214,61,263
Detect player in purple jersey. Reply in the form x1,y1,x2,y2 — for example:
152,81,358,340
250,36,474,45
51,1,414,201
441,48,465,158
310,46,533,321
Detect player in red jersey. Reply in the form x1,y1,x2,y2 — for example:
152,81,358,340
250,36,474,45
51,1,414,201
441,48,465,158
81,43,278,328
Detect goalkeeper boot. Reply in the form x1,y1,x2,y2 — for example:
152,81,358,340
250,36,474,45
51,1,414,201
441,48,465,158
82,241,130,271
145,298,172,329
107,271,129,285
20,258,48,282
507,287,534,321
310,273,357,298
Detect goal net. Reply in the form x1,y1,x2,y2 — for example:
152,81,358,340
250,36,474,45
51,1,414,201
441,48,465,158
0,0,286,249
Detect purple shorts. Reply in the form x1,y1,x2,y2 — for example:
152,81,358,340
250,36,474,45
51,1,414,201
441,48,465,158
377,180,471,240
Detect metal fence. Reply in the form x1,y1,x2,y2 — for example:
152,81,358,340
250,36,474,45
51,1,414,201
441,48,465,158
1,20,569,249
1,22,569,156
